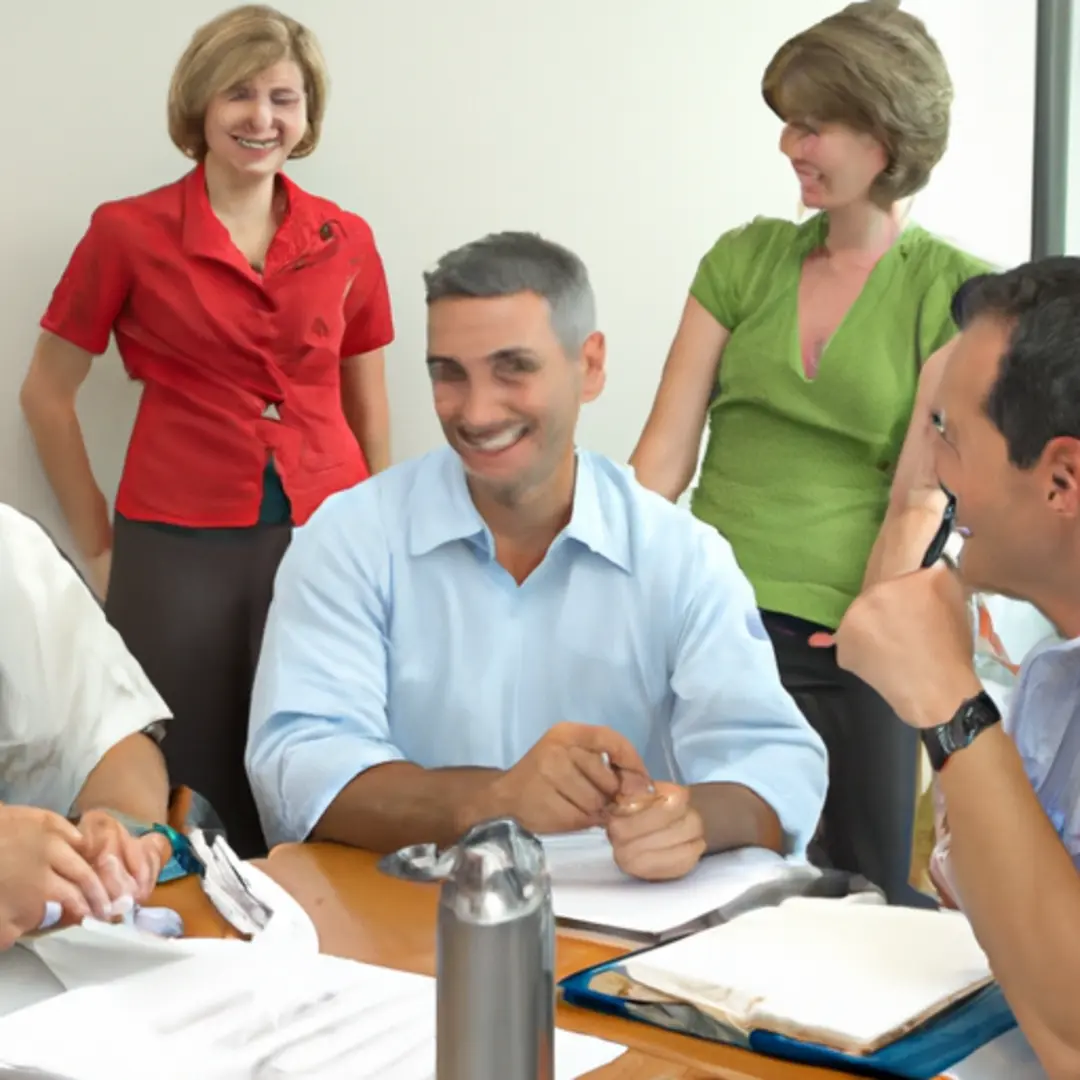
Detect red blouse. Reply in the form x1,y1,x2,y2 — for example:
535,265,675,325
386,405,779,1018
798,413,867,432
41,164,394,527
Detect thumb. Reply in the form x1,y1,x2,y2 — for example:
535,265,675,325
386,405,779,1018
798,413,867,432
617,768,656,800
808,631,836,649
610,769,662,816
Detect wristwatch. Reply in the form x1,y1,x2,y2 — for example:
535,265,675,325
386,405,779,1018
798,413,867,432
921,690,1001,772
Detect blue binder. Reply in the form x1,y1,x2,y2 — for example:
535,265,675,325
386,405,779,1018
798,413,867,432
559,950,1016,1079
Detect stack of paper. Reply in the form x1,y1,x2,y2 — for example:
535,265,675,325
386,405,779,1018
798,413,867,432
619,897,994,1056
0,942,623,1079
542,830,821,943
0,948,64,1020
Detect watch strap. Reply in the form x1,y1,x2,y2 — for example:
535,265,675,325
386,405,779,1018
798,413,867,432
921,689,1001,771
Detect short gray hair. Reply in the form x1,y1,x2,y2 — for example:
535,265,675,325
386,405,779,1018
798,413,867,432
423,231,597,356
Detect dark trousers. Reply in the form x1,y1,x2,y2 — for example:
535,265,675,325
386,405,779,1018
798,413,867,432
762,611,933,907
105,516,292,858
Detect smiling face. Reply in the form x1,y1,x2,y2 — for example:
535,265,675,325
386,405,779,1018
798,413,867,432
779,118,888,211
426,292,605,508
932,316,1080,598
202,59,307,180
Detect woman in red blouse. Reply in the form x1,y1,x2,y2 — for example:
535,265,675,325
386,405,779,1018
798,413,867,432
20,5,394,856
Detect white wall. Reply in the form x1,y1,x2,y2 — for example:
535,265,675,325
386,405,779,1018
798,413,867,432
2,1,1035,555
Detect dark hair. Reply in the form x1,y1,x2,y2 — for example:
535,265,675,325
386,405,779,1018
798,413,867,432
423,232,596,356
953,257,1080,468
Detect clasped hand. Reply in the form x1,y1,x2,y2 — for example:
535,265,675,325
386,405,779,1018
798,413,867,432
486,722,706,881
810,562,983,730
0,804,170,949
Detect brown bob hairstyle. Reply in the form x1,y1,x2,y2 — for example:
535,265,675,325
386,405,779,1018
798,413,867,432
167,5,328,161
762,0,952,206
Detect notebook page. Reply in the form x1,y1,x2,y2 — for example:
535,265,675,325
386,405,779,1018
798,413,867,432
624,897,993,1054
0,945,624,1080
542,830,803,935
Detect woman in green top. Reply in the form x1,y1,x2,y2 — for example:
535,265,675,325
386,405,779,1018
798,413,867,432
631,0,988,905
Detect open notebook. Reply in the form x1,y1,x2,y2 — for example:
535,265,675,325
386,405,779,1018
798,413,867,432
541,830,839,944
560,897,1017,1078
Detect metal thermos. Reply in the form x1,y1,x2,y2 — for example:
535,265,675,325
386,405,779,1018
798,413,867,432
434,818,555,1080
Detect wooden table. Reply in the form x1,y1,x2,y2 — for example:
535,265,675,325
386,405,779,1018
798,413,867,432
247,841,850,1080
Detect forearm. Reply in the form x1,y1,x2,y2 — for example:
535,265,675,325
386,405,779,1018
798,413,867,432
863,498,945,589
629,435,695,503
941,725,1080,1070
354,409,391,474
73,733,170,824
311,761,505,852
689,782,784,855
341,350,391,474
21,396,111,557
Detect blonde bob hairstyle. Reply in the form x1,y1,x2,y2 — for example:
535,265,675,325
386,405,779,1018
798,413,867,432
762,0,952,207
167,4,328,161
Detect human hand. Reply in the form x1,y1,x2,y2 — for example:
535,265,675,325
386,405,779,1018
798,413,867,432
810,563,982,730
0,804,112,949
77,810,170,905
605,781,706,881
84,548,112,602
481,723,654,836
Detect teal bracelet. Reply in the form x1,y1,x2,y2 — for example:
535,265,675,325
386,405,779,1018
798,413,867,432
147,822,204,882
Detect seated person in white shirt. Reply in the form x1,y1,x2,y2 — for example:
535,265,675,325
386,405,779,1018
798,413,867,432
247,231,828,881
0,505,172,947
825,258,1080,1077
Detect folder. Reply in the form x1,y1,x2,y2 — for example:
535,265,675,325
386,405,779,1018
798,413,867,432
559,897,1017,1079
542,831,878,945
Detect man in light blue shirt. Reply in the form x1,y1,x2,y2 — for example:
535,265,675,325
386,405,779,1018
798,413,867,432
247,231,827,881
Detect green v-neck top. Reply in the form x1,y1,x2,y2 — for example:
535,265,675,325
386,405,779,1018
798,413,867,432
689,213,989,630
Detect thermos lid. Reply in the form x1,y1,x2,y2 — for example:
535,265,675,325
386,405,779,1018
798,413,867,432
378,817,550,926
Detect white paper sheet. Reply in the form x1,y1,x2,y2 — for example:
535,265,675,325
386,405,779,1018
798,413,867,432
11,859,319,1003
542,829,811,936
0,948,64,1020
623,898,993,1052
0,944,624,1080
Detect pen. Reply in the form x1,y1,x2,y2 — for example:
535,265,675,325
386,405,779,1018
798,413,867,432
600,751,657,802
921,493,957,569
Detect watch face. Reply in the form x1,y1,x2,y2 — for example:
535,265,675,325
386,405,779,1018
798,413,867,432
925,691,1002,772
958,704,982,741
937,721,963,756
950,694,1000,752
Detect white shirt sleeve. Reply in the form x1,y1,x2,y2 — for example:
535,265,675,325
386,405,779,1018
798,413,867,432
0,506,170,815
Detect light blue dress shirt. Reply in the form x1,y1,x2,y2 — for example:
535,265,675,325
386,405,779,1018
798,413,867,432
1005,635,1080,866
247,447,828,850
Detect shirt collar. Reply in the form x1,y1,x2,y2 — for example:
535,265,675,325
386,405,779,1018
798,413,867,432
563,451,632,572
180,162,326,268
407,449,488,556
407,448,632,573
